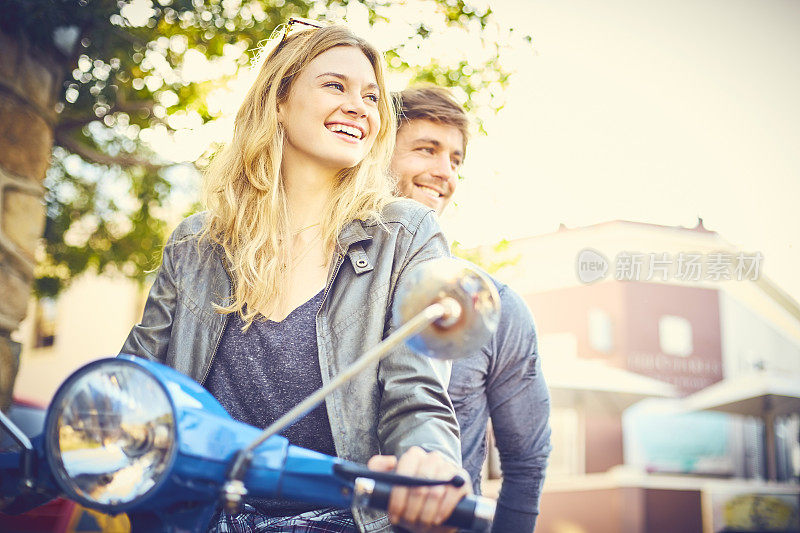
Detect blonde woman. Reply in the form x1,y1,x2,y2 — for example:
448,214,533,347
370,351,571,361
121,23,468,533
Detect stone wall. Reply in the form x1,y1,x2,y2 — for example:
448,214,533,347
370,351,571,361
0,30,59,410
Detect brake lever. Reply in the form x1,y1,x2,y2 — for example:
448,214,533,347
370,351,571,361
332,462,465,488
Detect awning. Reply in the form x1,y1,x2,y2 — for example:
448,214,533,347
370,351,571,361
681,371,800,417
544,357,678,412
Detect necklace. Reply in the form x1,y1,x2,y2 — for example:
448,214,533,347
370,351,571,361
291,222,321,236
285,230,323,269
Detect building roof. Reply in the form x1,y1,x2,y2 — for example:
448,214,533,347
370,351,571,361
479,217,800,340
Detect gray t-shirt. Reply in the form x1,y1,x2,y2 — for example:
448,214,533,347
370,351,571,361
205,289,337,516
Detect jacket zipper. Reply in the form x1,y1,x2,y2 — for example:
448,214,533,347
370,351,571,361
317,252,344,310
200,260,234,386
318,251,345,315
314,251,345,453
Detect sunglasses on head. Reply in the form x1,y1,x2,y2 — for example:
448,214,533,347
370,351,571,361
279,17,324,46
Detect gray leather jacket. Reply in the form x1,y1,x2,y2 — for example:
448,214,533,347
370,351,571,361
120,199,460,532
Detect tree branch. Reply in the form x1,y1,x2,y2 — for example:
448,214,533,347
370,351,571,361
55,101,156,135
55,116,96,134
54,130,163,171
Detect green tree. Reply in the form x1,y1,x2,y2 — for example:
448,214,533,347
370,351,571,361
0,0,528,407
451,239,520,275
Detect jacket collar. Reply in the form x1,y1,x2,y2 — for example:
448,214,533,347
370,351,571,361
337,219,373,252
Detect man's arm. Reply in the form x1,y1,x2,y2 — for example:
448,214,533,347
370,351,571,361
486,286,551,532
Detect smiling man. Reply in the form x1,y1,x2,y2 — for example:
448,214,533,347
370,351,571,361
391,87,552,533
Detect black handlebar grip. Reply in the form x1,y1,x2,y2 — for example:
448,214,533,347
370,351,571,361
354,478,495,531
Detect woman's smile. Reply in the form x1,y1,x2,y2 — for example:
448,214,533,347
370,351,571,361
325,120,366,143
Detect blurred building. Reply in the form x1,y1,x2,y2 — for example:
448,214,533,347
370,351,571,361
480,219,800,533
12,274,144,406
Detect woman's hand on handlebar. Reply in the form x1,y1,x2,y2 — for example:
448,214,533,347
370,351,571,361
367,446,471,533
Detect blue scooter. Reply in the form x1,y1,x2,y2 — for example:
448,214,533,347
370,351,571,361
0,259,500,532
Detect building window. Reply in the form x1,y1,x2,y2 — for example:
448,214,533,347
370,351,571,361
33,297,57,348
588,308,613,353
659,315,693,357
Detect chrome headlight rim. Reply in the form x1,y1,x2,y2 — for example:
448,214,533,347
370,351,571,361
44,357,178,512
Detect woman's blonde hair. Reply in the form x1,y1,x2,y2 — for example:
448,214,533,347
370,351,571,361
202,25,396,327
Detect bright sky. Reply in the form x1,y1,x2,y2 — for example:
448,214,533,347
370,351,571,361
441,0,800,303
141,0,799,303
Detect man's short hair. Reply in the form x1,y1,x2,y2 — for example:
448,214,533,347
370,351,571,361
394,86,470,153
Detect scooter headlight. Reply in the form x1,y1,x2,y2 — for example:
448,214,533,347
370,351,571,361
45,359,176,509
